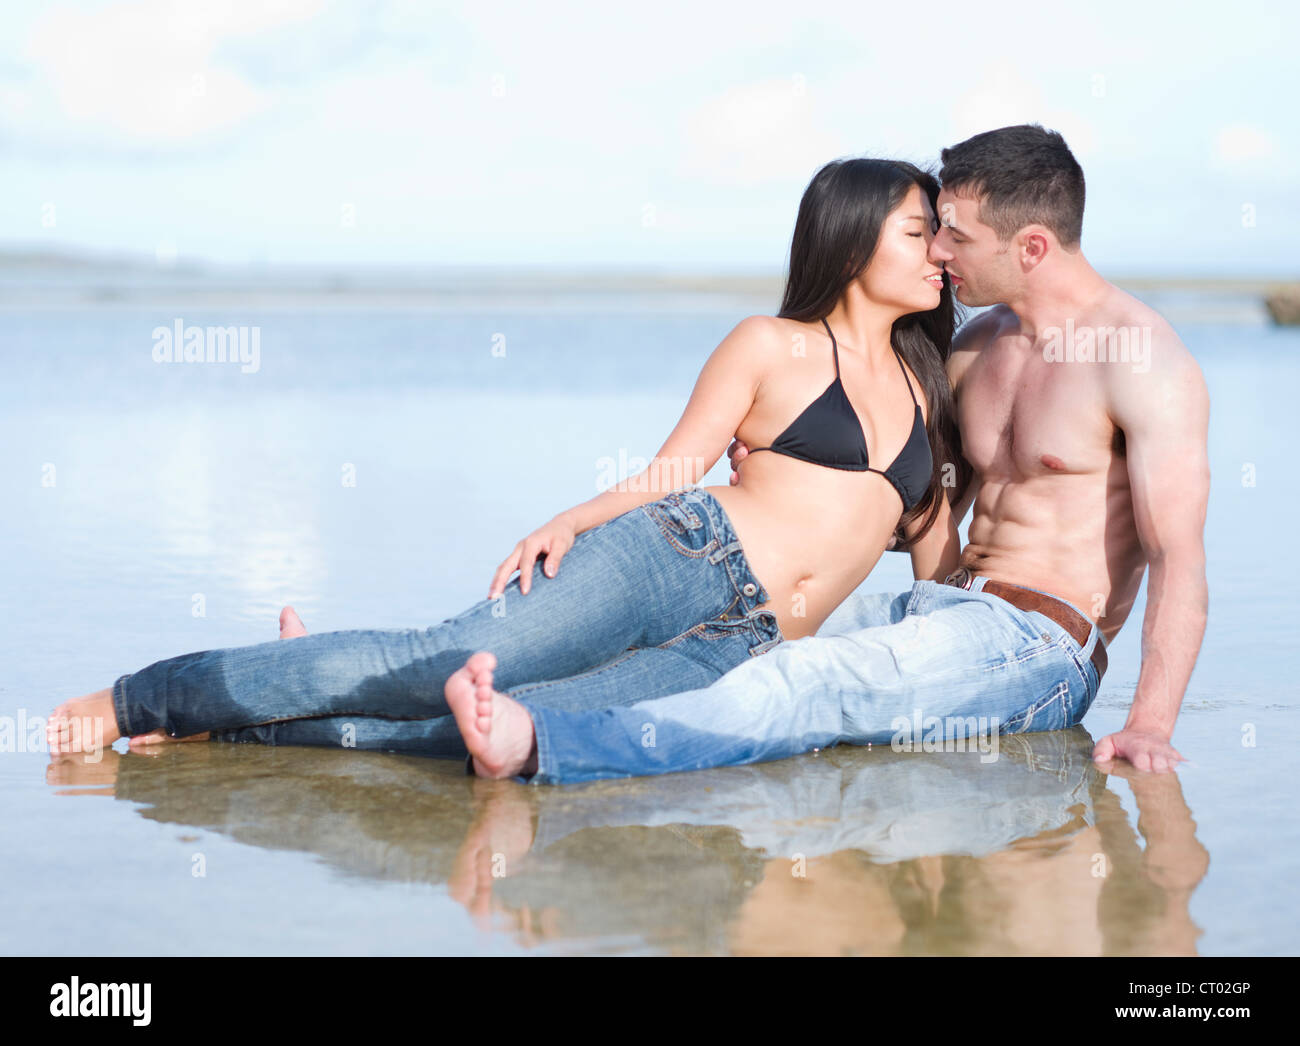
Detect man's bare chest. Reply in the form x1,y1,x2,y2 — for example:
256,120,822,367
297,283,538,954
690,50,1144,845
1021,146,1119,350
958,345,1117,479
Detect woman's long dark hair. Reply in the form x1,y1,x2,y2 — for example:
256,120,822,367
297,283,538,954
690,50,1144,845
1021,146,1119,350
778,157,970,547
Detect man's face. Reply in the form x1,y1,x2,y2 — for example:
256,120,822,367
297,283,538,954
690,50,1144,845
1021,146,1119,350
928,188,1017,307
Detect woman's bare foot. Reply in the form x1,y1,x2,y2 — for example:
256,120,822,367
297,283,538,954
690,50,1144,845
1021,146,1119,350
126,604,308,747
445,651,539,779
279,605,308,638
47,689,119,754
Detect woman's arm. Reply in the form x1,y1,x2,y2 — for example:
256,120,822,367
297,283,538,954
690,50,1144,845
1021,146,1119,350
563,315,773,530
905,479,962,582
487,316,775,597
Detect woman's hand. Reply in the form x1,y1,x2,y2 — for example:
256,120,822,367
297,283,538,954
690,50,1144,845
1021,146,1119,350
488,514,578,599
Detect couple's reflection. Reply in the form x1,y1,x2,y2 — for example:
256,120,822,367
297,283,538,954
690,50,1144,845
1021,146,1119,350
47,726,1207,954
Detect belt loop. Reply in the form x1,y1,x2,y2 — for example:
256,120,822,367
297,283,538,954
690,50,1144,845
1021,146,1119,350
708,538,741,565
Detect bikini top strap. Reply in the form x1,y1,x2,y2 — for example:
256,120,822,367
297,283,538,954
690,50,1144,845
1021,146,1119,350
821,317,840,379
892,346,919,408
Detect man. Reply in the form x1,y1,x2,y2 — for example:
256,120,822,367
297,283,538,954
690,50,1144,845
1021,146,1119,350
441,123,1210,784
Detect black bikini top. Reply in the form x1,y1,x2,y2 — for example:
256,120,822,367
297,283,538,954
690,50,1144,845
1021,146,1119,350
746,318,933,512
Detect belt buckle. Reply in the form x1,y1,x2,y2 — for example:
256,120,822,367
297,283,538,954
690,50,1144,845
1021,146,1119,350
944,566,974,590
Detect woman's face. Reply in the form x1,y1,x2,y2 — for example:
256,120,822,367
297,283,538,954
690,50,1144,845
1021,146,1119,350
856,183,945,314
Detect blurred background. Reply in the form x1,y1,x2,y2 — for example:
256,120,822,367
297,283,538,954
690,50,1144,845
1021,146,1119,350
1,0,1296,280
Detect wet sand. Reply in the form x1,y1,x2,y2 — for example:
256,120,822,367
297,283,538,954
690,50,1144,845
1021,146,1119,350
10,707,1289,955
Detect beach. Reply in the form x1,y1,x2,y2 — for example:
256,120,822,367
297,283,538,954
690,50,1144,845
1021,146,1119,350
1,275,1297,955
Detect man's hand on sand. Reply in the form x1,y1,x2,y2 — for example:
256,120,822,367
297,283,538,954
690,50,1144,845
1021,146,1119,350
1093,728,1186,773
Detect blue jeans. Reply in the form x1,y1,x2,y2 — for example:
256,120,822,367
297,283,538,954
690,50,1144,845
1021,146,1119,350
109,488,784,747
521,575,1105,783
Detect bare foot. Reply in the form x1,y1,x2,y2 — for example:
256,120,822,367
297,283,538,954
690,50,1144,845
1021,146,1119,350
47,689,120,754
445,651,538,779
279,605,308,639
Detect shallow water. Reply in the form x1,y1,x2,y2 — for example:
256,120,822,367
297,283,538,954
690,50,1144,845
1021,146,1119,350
1,294,1297,955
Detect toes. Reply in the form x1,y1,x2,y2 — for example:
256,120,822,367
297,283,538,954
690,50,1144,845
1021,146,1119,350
474,684,494,734
279,605,308,638
444,662,475,698
466,651,498,676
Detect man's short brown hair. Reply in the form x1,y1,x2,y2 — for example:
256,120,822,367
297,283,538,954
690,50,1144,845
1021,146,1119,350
939,124,1085,248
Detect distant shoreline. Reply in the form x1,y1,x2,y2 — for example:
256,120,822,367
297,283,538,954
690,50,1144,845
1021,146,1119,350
1,248,1294,306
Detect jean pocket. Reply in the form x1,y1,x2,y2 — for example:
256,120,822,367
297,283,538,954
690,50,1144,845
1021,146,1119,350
642,493,711,557
1000,679,1071,735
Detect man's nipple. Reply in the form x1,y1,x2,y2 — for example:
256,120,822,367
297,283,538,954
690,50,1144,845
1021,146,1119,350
1040,453,1067,471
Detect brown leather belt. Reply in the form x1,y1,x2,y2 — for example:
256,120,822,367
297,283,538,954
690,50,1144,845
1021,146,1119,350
943,567,1107,681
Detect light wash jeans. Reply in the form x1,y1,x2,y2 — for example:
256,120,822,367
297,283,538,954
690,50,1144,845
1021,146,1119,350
109,488,783,748
521,575,1105,784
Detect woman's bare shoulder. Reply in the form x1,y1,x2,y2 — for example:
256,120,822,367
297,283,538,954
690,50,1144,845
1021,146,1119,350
712,314,790,374
725,313,790,341
719,314,810,360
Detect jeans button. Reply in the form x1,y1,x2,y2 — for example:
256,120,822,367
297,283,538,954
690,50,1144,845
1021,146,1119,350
742,583,757,597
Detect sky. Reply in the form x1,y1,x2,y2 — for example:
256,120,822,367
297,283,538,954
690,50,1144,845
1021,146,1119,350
1,0,1296,275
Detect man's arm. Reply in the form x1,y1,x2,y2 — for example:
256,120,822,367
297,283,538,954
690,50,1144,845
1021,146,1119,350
1094,329,1210,771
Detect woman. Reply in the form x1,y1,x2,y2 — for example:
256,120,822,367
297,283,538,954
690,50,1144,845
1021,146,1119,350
48,158,965,759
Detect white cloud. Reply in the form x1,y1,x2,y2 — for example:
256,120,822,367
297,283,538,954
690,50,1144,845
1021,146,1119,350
16,0,324,143
949,65,1096,159
680,77,840,187
1213,123,1280,168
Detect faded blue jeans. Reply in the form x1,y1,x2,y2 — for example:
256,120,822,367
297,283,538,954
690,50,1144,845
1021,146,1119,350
109,488,783,749
521,575,1106,783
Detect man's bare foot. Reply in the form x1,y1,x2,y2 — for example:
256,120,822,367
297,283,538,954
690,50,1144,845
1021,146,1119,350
279,605,308,639
47,689,119,754
445,651,539,779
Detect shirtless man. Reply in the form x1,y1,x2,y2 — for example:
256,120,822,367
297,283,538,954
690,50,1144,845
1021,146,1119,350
442,124,1211,783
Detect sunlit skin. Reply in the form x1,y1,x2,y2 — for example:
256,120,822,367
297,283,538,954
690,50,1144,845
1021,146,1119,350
919,187,1209,773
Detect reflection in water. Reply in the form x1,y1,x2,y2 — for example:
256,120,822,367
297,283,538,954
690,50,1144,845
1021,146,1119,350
46,727,1207,955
